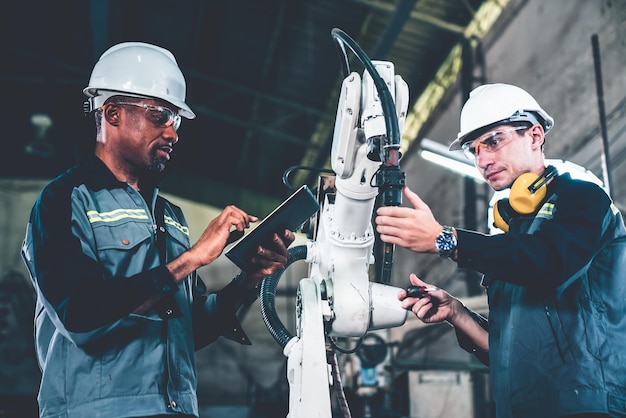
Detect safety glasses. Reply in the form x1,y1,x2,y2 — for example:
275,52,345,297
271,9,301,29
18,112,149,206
461,126,528,160
114,102,182,131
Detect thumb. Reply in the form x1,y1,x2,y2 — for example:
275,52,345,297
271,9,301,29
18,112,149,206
409,273,428,287
403,186,426,209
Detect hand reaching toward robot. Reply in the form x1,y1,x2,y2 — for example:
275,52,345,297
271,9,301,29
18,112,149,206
375,186,443,254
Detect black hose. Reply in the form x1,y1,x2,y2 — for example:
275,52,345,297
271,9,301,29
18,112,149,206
259,245,308,348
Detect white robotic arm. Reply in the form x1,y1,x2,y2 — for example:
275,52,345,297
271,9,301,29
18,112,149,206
280,59,410,418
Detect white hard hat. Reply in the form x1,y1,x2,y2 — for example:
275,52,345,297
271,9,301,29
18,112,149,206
449,83,553,150
83,42,195,119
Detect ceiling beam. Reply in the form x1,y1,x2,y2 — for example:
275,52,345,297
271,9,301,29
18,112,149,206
350,0,467,34
370,0,419,58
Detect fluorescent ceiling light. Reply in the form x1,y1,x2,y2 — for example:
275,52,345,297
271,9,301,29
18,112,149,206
419,138,484,183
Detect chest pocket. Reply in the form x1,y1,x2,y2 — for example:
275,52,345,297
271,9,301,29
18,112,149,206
91,217,156,278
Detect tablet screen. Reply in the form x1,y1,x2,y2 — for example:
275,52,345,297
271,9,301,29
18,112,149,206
225,185,319,269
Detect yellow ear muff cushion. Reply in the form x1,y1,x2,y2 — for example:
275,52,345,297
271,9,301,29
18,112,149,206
493,200,510,233
509,172,548,215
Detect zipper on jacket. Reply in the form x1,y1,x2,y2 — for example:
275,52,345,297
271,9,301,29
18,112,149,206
544,305,566,363
161,320,175,410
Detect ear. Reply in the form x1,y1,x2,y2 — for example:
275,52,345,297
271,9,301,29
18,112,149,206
528,123,545,149
102,103,122,127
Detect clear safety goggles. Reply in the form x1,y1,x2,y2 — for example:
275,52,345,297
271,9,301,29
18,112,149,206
461,126,528,160
114,102,182,131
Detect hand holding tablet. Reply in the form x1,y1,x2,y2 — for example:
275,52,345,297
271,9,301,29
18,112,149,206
225,185,320,269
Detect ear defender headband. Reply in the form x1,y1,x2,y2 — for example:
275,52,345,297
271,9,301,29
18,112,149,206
493,165,558,232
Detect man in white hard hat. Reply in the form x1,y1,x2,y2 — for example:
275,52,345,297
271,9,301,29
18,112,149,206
22,42,295,418
376,83,626,418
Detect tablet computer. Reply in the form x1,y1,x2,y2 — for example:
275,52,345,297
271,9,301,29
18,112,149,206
225,185,319,269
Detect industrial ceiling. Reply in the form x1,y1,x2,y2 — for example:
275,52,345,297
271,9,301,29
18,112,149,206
2,0,506,215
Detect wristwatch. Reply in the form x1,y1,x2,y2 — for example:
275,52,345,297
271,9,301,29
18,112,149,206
435,225,457,258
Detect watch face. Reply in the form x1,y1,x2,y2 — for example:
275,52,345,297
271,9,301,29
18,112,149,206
436,227,456,257
439,241,453,251
437,237,454,251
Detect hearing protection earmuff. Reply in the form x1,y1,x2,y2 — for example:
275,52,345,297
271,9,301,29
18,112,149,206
493,165,558,232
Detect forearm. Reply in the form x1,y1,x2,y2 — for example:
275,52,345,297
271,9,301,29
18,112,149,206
166,249,203,283
447,299,489,360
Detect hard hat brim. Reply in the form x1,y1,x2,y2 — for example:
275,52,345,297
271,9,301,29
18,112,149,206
449,138,463,151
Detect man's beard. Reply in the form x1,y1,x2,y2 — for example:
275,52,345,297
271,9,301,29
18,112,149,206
148,153,168,173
